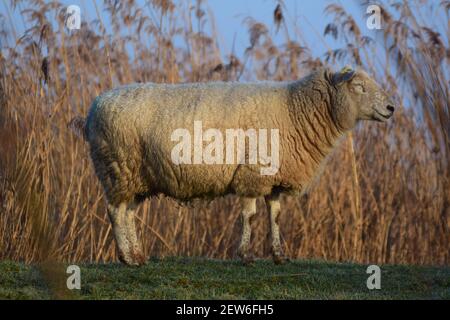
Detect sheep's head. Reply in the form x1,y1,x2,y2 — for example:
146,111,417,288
330,66,395,129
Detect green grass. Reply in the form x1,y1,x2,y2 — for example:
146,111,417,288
0,257,448,299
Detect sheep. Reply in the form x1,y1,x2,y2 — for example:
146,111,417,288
70,66,395,266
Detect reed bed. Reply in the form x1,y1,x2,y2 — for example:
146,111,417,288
0,0,448,265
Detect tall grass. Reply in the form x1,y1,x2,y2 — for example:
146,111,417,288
0,0,448,265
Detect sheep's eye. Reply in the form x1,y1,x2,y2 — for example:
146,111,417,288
353,83,366,93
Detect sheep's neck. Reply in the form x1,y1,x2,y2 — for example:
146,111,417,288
286,82,347,188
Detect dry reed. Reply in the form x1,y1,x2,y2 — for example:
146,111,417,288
0,0,448,265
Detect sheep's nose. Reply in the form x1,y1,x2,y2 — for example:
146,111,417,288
387,105,395,113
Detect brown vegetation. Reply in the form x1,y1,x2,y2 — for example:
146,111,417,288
0,0,448,265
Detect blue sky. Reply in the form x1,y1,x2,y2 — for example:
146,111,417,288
2,0,369,59
4,1,447,62
205,0,352,56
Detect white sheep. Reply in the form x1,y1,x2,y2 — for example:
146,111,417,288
71,66,395,265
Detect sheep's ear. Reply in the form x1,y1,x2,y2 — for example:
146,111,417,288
332,66,356,86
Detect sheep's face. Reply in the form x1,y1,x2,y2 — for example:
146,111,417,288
332,67,395,128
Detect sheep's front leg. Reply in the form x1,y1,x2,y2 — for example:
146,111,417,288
265,194,288,265
237,197,257,265
107,203,146,266
124,203,146,265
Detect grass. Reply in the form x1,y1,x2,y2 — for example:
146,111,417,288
0,257,448,300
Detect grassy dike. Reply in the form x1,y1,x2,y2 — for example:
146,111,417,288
0,257,448,299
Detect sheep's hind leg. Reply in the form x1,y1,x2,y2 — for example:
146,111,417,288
107,202,146,266
265,194,289,265
237,197,257,265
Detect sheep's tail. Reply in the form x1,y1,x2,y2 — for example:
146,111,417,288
68,116,87,140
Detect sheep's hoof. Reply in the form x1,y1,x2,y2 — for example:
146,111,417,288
118,250,147,267
241,255,256,266
237,249,255,266
132,252,147,266
240,256,255,266
119,257,146,267
272,254,289,265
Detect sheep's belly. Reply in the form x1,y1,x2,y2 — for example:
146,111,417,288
150,162,275,199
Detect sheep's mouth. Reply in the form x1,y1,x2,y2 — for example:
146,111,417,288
373,110,393,122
